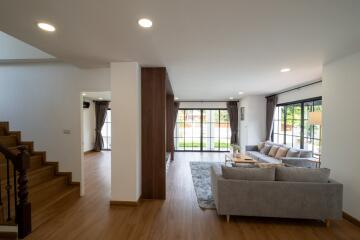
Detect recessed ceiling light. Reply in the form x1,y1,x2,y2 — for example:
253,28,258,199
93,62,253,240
37,22,56,32
280,68,291,73
229,97,234,100
82,93,86,96
138,18,153,28
98,97,103,100
238,91,244,95
174,97,179,100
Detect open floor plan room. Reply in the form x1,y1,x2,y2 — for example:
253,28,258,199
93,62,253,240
24,152,360,240
1,0,360,239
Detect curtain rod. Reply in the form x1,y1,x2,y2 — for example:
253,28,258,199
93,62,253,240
175,100,239,103
266,80,322,98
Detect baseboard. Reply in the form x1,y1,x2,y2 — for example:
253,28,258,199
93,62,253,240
110,199,140,206
71,181,80,186
84,150,95,154
343,211,360,227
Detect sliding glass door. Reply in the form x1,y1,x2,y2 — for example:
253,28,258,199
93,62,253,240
174,109,231,152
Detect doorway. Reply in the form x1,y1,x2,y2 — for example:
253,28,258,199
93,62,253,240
81,91,111,196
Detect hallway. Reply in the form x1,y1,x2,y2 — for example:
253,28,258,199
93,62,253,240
26,152,360,240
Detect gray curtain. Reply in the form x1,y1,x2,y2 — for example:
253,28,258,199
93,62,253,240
227,101,239,144
265,95,278,141
94,101,110,152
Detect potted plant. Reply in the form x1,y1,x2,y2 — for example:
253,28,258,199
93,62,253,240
231,144,241,157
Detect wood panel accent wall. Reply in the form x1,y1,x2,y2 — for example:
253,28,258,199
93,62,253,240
166,94,175,160
141,67,170,199
165,71,175,161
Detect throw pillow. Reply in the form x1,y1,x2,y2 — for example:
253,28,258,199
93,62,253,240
268,146,279,157
221,165,275,181
286,149,301,158
275,167,330,183
275,147,289,159
257,142,265,151
260,145,271,155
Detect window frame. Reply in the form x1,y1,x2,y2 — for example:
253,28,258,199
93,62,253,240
272,97,322,158
174,108,231,152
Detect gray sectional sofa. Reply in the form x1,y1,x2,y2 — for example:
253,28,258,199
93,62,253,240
246,141,319,168
210,165,343,224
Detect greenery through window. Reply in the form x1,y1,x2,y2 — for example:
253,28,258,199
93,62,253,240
272,98,322,158
174,109,231,151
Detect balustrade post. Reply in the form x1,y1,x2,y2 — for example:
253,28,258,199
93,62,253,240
15,147,31,239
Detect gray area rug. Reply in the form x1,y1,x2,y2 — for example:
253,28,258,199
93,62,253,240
189,161,223,209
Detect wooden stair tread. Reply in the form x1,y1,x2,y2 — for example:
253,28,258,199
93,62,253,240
31,184,79,230
0,136,17,148
0,232,18,240
0,121,78,235
0,129,6,136
29,175,74,210
1,161,50,184
0,154,43,175
1,171,68,203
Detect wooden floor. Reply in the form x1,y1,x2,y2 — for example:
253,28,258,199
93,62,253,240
26,151,360,240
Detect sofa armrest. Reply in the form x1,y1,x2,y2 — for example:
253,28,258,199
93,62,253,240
246,145,259,151
210,166,224,210
281,157,319,168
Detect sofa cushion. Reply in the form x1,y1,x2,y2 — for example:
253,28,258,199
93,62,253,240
260,145,271,155
221,166,275,181
275,147,289,159
257,142,265,151
257,154,282,164
286,149,301,158
299,149,313,158
247,151,263,160
275,167,330,183
268,146,279,157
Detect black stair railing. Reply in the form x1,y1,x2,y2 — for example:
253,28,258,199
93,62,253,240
0,143,31,239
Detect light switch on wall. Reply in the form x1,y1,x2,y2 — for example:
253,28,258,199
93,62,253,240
63,129,71,134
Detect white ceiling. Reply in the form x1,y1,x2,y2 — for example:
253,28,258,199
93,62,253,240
1,0,360,100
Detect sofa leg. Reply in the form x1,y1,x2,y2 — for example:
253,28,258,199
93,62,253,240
325,219,330,227
226,215,230,223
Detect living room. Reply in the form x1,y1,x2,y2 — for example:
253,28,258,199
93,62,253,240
0,0,360,239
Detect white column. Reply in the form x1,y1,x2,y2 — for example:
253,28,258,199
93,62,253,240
110,62,141,202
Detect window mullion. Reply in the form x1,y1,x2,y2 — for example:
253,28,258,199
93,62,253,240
300,102,304,149
284,106,287,144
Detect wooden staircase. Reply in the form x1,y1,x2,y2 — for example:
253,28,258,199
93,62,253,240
0,122,80,238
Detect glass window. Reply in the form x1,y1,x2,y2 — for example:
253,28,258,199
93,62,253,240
174,109,231,152
272,98,322,158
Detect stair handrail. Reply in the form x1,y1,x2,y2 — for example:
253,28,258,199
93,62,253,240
0,143,32,239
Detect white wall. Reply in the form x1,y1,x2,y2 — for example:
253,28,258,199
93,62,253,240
0,63,110,189
322,51,360,220
0,31,55,60
82,98,95,152
239,96,266,152
179,101,227,109
277,81,322,104
110,62,141,202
